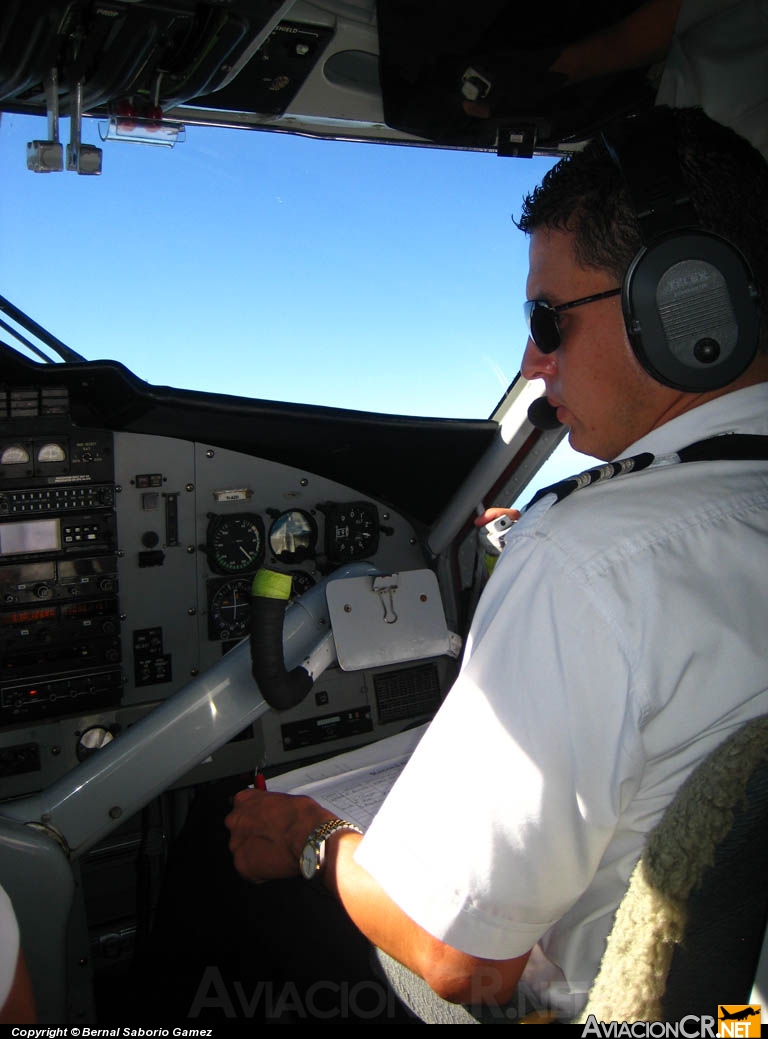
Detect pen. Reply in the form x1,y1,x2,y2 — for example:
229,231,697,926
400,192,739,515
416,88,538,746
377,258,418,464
248,753,268,791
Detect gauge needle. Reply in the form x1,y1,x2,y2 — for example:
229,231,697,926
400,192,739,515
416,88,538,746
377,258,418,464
239,546,254,560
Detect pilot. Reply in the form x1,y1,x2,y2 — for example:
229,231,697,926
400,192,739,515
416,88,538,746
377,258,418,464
224,105,768,1022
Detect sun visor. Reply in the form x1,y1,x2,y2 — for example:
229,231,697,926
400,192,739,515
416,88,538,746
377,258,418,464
375,0,658,152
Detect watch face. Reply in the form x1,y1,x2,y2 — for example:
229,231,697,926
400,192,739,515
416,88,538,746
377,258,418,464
300,841,319,880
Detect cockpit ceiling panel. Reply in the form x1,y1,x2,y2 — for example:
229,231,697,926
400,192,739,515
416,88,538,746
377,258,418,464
1,0,661,151
0,0,285,114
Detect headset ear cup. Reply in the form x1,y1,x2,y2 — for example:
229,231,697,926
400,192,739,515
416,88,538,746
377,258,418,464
622,231,760,392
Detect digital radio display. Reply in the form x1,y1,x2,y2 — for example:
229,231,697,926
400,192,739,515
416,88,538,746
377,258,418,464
0,519,61,557
1,606,56,626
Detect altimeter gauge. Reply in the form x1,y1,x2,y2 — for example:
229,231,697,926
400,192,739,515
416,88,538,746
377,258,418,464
288,569,316,599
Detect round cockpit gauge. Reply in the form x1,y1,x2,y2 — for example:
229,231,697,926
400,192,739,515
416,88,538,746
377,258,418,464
0,445,30,465
288,569,316,599
208,578,252,641
324,501,379,562
206,513,265,575
37,442,67,463
268,509,317,564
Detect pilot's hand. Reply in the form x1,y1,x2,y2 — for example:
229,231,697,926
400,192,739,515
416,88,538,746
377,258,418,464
474,507,520,528
225,789,333,883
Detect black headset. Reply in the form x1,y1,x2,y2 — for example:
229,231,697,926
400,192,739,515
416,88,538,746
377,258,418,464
601,107,760,392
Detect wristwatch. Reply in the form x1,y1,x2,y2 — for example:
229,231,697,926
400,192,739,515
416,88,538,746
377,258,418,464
299,818,363,880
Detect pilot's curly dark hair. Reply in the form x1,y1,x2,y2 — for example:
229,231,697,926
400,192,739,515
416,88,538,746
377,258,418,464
515,106,768,350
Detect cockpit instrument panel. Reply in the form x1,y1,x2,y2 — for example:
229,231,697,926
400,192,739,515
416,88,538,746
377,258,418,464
0,404,443,803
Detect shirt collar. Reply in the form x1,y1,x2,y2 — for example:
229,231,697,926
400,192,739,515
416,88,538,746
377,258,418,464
615,383,768,461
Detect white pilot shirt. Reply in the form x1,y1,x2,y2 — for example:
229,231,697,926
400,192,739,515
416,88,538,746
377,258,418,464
355,382,768,1019
0,883,20,1012
657,0,768,159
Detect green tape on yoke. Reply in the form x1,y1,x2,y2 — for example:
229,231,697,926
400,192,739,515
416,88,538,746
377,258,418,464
251,568,292,601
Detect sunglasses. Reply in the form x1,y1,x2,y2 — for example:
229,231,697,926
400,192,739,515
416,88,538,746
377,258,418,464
524,287,622,354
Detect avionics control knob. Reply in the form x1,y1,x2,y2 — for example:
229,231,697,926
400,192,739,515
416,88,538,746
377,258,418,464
76,726,115,762
34,584,53,600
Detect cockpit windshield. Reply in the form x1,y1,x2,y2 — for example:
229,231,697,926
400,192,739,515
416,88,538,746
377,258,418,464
1,111,557,422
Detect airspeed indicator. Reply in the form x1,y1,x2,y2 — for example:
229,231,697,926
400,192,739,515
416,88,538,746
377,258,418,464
206,513,265,575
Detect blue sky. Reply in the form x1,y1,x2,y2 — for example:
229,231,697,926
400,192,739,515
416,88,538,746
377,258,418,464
0,110,595,496
0,111,556,415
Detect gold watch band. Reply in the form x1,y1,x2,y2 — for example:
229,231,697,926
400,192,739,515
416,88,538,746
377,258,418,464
300,818,364,879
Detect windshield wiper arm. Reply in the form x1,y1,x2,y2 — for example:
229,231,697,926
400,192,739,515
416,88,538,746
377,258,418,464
0,293,86,364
